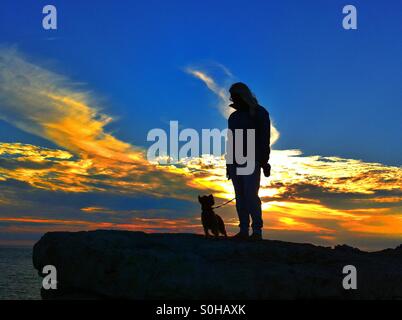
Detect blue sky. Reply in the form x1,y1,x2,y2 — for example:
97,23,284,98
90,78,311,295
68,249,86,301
1,0,401,165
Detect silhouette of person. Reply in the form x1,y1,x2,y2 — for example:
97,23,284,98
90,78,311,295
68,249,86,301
226,82,271,241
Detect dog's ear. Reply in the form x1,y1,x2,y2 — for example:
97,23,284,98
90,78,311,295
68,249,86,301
198,195,201,202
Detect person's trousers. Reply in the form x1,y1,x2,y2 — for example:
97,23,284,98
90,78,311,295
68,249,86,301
228,163,263,234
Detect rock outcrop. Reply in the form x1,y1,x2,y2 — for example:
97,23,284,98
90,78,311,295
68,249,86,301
32,230,402,299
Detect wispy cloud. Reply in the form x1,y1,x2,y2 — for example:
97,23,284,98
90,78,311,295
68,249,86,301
186,67,230,118
186,65,280,145
0,47,140,161
0,48,210,199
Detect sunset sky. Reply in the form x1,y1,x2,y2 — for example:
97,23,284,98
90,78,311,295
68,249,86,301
0,0,401,250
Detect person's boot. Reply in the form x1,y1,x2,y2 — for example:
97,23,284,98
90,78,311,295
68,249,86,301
249,232,263,241
230,231,249,241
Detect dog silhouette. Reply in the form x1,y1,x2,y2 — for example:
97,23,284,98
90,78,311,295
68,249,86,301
198,194,227,238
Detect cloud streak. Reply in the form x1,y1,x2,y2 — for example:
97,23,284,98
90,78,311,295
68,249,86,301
0,47,140,162
186,66,280,145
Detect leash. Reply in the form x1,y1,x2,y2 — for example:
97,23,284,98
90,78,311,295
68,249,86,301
212,197,236,209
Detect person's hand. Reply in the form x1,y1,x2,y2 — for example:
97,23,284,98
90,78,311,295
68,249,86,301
262,163,271,177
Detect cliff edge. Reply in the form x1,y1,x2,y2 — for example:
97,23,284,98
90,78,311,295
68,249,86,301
32,230,402,299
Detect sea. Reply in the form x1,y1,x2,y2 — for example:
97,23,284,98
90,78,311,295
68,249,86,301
0,247,42,300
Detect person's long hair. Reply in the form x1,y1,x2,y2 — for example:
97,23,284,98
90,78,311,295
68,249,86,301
229,82,259,117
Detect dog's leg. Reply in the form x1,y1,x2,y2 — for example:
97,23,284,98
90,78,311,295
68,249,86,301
222,225,228,238
217,215,227,238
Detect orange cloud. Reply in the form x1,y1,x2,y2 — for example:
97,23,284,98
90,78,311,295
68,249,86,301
0,48,210,199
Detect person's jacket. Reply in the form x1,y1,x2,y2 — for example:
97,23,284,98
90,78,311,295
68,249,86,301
226,105,271,167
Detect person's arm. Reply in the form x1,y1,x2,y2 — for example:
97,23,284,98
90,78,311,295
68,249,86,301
226,114,234,180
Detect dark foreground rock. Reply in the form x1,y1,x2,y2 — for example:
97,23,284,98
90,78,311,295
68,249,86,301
32,230,402,299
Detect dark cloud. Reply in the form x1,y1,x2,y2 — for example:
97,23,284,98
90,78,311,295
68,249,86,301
265,180,402,211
